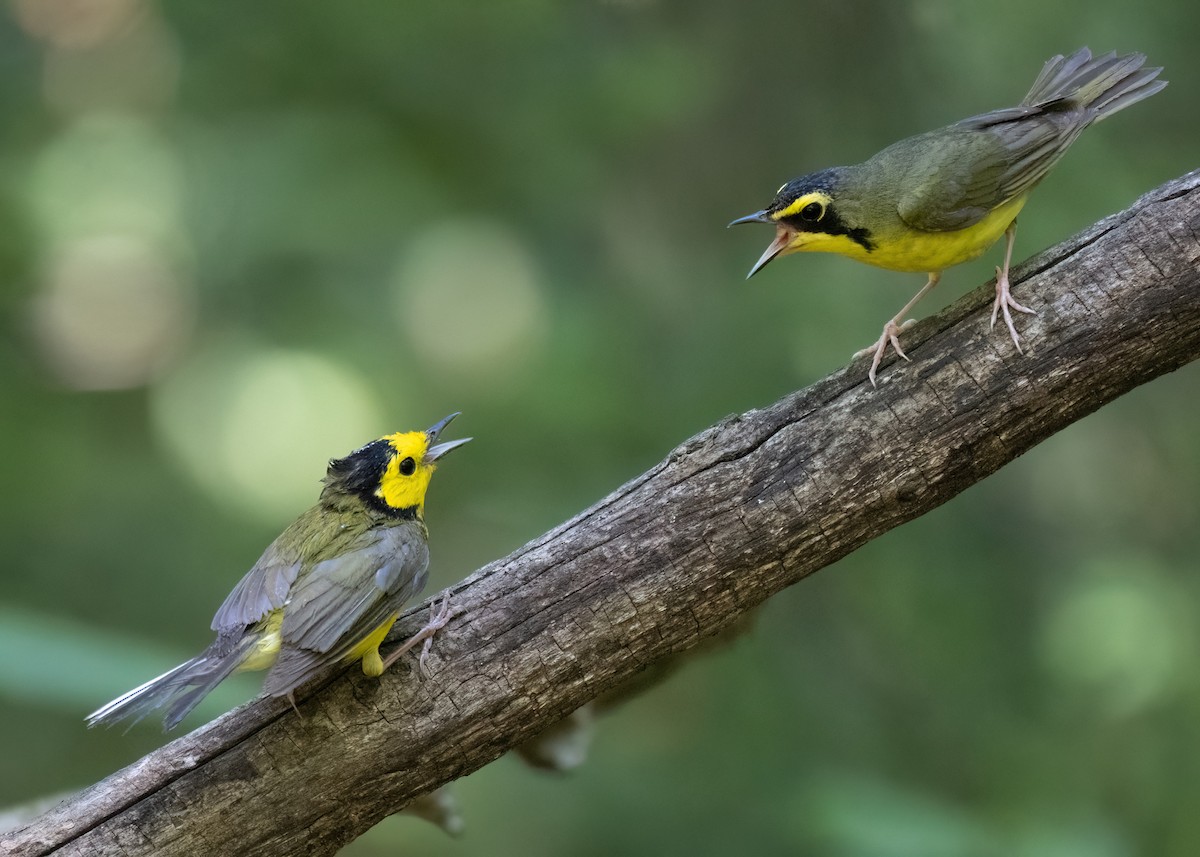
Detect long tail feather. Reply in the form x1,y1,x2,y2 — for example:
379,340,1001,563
86,637,255,731
162,644,252,730
1021,47,1166,120
85,660,199,728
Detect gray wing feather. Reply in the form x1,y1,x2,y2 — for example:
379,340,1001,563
280,530,428,652
262,648,325,696
956,107,1086,198
896,110,1081,233
211,541,301,632
261,523,430,696
262,595,411,696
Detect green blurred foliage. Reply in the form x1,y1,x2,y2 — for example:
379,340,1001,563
0,0,1196,854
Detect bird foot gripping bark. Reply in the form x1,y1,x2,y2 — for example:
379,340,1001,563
990,265,1037,353
855,318,918,387
381,591,455,677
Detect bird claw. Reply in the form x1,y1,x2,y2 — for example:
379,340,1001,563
418,593,454,677
991,265,1036,353
856,319,913,387
381,591,455,676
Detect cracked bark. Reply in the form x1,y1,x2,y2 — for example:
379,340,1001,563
5,170,1200,857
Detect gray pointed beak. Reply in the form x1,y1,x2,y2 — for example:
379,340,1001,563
727,209,771,228
426,437,472,461
746,226,795,279
424,412,471,461
425,412,460,442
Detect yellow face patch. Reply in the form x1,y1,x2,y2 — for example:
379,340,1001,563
376,431,436,512
781,230,876,262
773,191,833,222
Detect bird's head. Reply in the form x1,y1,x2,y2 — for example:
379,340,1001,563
324,412,471,518
729,167,874,277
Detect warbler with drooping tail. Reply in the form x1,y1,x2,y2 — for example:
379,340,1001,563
87,413,471,730
731,48,1166,385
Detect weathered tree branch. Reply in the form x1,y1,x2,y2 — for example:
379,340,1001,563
7,170,1200,857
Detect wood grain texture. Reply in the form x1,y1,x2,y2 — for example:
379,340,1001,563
6,170,1199,857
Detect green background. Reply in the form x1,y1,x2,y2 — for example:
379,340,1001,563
1,1,1197,855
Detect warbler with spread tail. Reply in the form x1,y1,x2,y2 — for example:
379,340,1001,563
87,413,471,730
731,48,1166,385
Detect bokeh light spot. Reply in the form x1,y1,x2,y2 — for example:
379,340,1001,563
392,219,547,383
151,340,385,522
1040,559,1185,716
13,0,142,50
28,114,183,244
30,233,193,389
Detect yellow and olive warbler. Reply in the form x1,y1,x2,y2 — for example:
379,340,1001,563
731,48,1166,385
87,413,471,730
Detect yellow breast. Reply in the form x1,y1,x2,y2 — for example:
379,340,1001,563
792,194,1027,274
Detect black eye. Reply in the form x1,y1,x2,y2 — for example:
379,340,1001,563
800,202,824,222
398,457,416,476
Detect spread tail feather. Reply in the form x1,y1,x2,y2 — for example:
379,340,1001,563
86,637,255,731
1021,48,1166,120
